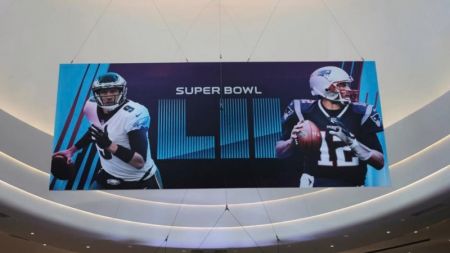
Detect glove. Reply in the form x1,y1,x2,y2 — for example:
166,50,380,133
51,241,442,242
327,125,355,145
53,146,77,164
290,121,305,146
327,124,372,161
89,125,112,149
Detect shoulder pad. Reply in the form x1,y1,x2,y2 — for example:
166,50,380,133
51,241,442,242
300,99,315,104
351,102,369,115
124,101,149,117
283,101,296,121
299,99,316,113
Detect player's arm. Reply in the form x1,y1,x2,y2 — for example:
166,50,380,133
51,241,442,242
276,101,307,158
353,133,384,169
328,126,384,169
107,129,148,169
53,130,91,163
89,125,148,169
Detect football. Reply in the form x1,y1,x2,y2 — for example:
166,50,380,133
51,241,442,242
51,154,76,180
296,120,322,152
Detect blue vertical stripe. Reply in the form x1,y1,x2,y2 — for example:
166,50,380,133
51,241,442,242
53,64,109,190
72,144,92,189
253,98,281,158
84,155,100,190
350,61,355,76
220,99,249,159
359,61,390,187
157,99,214,159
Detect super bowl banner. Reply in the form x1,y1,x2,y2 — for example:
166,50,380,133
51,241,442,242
50,61,390,190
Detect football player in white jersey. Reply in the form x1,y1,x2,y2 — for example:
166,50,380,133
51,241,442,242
54,72,163,189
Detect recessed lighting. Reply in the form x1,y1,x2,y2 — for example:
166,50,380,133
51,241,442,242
414,230,419,234
330,244,334,248
386,230,391,234
426,226,430,230
30,232,35,235
86,245,90,249
42,243,47,246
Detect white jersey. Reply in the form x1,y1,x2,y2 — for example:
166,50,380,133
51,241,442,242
83,98,156,181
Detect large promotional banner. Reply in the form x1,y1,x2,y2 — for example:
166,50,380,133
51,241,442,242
50,61,390,190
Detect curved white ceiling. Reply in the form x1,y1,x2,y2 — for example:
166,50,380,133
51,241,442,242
0,0,449,133
0,0,449,251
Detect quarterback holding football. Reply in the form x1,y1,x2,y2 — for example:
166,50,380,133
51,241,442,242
276,66,385,187
53,72,163,189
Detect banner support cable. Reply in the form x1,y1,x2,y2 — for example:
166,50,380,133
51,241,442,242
70,0,113,64
247,0,282,62
152,0,190,62
321,0,365,61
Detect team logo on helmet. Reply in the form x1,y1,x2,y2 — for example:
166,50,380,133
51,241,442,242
309,66,359,104
317,69,332,78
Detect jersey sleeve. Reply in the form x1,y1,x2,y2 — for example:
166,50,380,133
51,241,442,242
359,132,383,153
83,99,101,126
361,105,384,134
280,101,299,141
74,130,92,150
124,105,151,133
128,129,149,161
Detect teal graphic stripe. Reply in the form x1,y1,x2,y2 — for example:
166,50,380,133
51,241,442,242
253,98,281,158
157,99,215,159
220,98,249,159
359,61,391,187
52,64,110,190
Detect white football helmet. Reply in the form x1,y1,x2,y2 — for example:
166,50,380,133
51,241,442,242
309,66,358,104
92,72,127,111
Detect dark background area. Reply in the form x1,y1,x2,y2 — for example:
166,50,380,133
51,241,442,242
109,61,363,188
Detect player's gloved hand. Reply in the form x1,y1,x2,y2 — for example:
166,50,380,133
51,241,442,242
327,124,373,161
327,125,355,145
53,146,77,164
89,125,112,149
290,120,305,146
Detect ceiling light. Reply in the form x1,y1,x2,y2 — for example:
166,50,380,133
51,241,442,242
86,245,90,249
30,232,34,235
42,243,47,246
344,234,349,238
386,230,391,234
413,230,418,234
330,244,334,248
